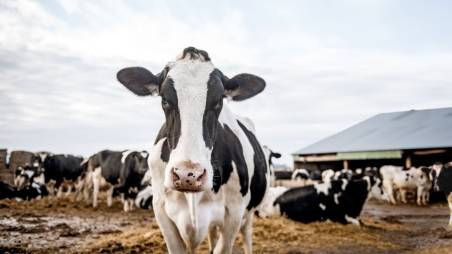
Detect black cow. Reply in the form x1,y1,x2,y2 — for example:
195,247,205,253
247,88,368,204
258,176,376,225
431,162,452,228
87,150,149,211
38,154,85,198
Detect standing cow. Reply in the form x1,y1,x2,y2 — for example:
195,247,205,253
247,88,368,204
38,153,85,198
117,47,269,253
431,162,452,228
86,150,149,212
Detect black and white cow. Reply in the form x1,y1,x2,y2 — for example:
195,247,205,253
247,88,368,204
262,146,281,185
3,168,48,201
291,169,319,186
87,149,149,211
38,153,85,198
258,177,376,225
117,47,269,253
135,167,153,209
431,162,452,228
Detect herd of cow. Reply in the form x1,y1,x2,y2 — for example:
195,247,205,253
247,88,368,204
0,150,153,212
268,162,452,226
2,47,452,253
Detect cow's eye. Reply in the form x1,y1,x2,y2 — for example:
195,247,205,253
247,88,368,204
161,98,170,108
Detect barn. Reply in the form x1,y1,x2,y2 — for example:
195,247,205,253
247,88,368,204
293,107,452,171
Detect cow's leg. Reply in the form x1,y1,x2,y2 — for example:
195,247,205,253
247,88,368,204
107,186,114,207
448,193,452,228
153,203,187,253
47,180,56,196
240,212,253,254
424,191,430,205
83,172,92,203
214,208,243,254
345,215,361,226
208,226,218,254
416,187,423,206
92,167,101,208
383,181,396,205
65,184,73,198
56,185,64,198
73,178,84,201
400,189,407,204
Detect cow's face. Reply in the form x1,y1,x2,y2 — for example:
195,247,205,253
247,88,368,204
117,47,265,192
430,163,443,191
15,166,43,190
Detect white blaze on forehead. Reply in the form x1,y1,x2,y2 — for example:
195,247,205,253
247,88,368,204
168,59,215,164
319,203,326,210
121,150,133,164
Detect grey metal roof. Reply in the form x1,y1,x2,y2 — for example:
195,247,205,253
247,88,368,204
294,107,452,155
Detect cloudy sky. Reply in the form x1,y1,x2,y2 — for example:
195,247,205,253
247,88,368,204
1,0,452,165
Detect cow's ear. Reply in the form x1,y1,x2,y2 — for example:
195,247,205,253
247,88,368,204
272,152,282,159
117,67,163,96
222,73,266,101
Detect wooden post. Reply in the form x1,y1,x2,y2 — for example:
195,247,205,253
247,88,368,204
405,155,412,168
343,160,349,169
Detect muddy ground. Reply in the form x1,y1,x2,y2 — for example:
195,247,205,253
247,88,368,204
0,196,451,254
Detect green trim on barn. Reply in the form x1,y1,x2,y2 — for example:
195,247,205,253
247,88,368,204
337,150,402,160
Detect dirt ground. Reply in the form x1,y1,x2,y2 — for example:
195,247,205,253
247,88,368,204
0,196,451,254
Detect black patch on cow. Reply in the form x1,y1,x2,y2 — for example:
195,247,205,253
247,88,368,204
237,120,268,210
160,78,181,150
203,70,224,149
42,154,84,188
154,125,170,163
438,164,452,194
211,124,249,195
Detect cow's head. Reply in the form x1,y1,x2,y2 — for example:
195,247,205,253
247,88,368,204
15,165,44,190
117,47,265,192
430,162,444,192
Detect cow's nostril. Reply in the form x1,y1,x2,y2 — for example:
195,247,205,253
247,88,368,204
188,172,193,177
197,169,207,181
172,169,180,181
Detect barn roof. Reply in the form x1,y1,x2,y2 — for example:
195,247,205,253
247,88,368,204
294,107,452,155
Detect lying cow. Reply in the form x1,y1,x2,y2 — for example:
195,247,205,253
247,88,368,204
431,162,452,228
117,47,269,253
87,149,149,211
257,176,376,225
2,172,47,201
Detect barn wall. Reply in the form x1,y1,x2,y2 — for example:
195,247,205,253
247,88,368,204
0,149,14,185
